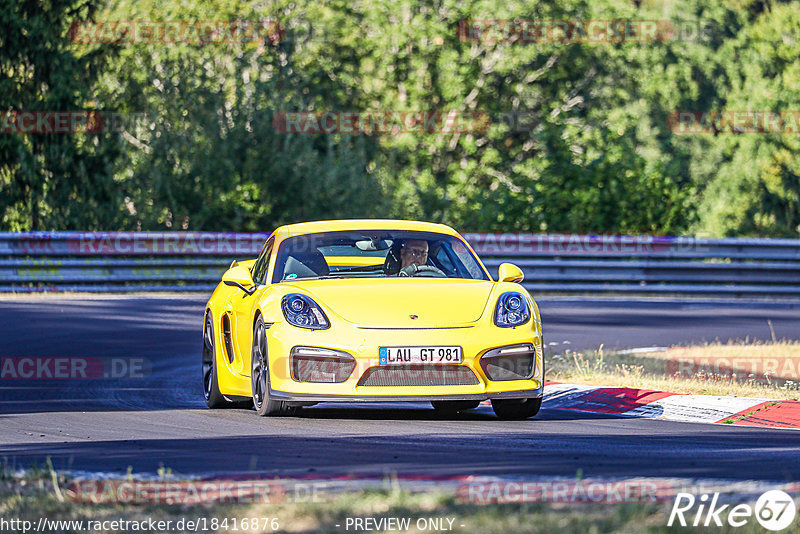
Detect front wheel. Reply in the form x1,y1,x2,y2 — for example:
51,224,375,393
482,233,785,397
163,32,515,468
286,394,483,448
491,397,542,420
251,317,292,416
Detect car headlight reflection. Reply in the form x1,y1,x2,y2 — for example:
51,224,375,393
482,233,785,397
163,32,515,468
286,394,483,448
281,294,330,330
494,291,531,328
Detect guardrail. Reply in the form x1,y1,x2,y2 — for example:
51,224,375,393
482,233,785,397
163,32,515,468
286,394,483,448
1,232,798,297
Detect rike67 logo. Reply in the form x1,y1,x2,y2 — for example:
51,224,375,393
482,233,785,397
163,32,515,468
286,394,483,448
668,490,796,531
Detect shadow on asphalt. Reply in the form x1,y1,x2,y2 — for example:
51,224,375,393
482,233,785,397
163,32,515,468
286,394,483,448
290,405,629,422
0,381,205,414
3,424,799,482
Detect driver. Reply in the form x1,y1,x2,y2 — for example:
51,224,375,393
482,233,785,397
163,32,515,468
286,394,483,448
399,240,429,270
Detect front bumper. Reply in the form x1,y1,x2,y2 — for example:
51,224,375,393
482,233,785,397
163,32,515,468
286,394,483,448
262,318,544,401
268,386,543,403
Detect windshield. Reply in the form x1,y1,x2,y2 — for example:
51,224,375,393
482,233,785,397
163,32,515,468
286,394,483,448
271,230,489,283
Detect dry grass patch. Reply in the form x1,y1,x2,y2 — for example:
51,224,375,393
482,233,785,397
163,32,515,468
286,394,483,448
547,340,800,400
0,469,751,534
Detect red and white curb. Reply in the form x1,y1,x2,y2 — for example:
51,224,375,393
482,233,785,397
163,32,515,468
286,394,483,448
543,383,800,430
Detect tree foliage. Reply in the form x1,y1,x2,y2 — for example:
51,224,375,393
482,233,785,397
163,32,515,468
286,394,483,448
1,0,798,236
0,0,124,230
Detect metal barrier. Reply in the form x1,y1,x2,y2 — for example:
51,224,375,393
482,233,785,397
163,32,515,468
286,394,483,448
1,232,799,297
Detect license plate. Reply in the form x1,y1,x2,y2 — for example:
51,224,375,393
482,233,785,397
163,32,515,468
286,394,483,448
379,346,462,365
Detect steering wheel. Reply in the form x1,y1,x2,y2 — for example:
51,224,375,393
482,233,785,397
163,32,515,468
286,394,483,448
399,264,447,278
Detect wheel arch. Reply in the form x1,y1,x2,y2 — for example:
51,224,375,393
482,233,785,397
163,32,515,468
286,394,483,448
253,308,263,331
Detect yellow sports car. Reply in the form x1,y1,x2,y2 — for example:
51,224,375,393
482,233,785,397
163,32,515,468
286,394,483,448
202,220,544,419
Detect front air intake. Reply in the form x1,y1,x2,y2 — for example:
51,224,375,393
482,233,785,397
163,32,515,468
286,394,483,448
222,313,235,363
480,344,536,381
291,347,356,383
357,365,480,387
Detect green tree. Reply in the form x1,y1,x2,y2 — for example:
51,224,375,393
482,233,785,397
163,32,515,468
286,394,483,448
97,0,385,231
690,2,800,236
0,0,123,230
4,0,798,237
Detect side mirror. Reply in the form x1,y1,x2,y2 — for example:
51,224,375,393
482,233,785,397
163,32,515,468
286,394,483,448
498,262,524,283
222,265,256,295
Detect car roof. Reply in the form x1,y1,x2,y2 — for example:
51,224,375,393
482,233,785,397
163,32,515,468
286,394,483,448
272,219,460,240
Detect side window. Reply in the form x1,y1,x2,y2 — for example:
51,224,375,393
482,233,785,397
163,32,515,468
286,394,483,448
251,238,274,285
434,244,457,276
452,240,485,279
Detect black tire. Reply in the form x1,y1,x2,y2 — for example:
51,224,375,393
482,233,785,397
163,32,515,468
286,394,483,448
491,397,542,420
251,317,292,416
202,312,229,408
430,400,481,415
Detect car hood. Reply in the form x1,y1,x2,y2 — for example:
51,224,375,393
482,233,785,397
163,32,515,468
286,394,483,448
283,278,495,328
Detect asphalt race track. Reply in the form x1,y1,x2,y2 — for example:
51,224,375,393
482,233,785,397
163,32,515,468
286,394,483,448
1,295,799,482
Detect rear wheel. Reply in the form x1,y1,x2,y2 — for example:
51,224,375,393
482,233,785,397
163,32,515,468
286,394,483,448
430,400,480,415
202,313,228,408
251,317,292,416
491,397,542,420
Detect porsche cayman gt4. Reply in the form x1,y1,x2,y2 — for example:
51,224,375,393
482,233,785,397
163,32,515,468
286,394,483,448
202,220,544,419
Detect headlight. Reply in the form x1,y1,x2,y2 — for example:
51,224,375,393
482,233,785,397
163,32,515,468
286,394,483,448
494,291,530,328
281,294,330,330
